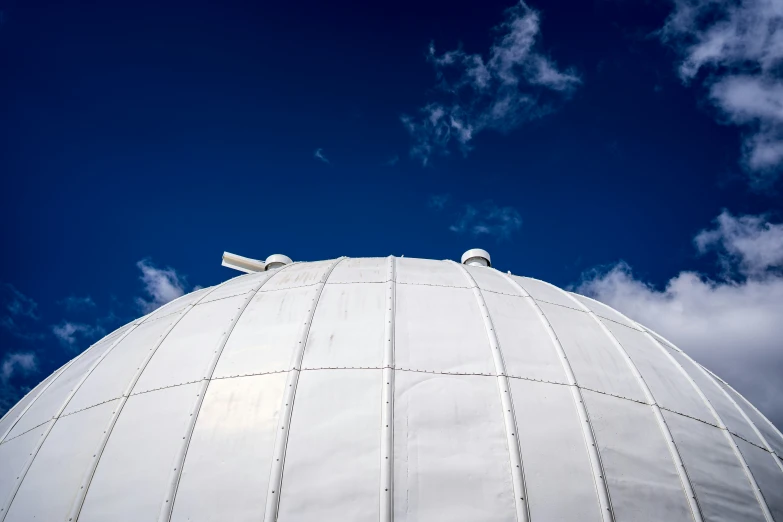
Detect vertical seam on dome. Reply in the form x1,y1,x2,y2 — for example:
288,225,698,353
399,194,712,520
640,326,775,522
380,256,396,522
64,279,233,522
159,267,296,522
0,320,142,521
452,263,530,522
263,257,347,522
498,271,615,522
559,291,705,522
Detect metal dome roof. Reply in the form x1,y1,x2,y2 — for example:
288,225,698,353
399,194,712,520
0,256,781,522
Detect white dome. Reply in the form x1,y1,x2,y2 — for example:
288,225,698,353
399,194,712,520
0,256,781,522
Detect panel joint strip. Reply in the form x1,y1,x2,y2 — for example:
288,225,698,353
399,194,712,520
453,263,529,522
65,278,234,522
498,271,615,522
263,257,347,522
380,256,396,522
561,291,704,522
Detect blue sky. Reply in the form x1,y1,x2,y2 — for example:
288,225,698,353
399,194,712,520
1,0,783,427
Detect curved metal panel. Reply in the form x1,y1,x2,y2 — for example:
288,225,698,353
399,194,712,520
0,422,51,511
301,283,386,369
78,383,201,522
145,288,212,322
262,260,335,291
509,379,601,522
601,320,714,425
464,265,518,295
482,291,568,384
662,410,766,522
393,372,515,522
133,295,249,394
328,257,388,284
200,272,273,304
511,276,579,309
661,345,763,445
64,314,185,415
395,284,494,374
583,390,692,522
733,435,783,521
396,258,469,288
4,399,119,522
569,293,642,331
714,378,783,460
277,369,382,521
169,373,288,522
213,285,318,378
536,302,646,403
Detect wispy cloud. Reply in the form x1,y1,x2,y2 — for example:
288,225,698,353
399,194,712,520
314,148,330,164
660,0,783,189
1,352,36,384
402,1,580,165
59,295,96,311
0,352,37,416
428,194,451,210
135,259,189,314
449,201,523,240
576,211,783,428
384,155,400,167
52,321,104,349
0,284,43,341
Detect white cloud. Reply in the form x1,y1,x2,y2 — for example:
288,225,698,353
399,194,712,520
402,1,580,165
314,148,330,164
135,259,188,314
449,201,523,240
52,321,103,348
1,352,36,384
660,0,783,188
576,211,783,428
694,210,783,277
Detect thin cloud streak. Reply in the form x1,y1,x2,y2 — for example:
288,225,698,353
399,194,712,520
314,148,330,164
660,0,783,189
428,194,451,210
402,1,580,165
576,211,783,429
449,201,523,240
0,284,43,341
59,296,96,311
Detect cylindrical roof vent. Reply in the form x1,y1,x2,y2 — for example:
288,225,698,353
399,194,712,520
461,248,491,267
265,254,293,270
